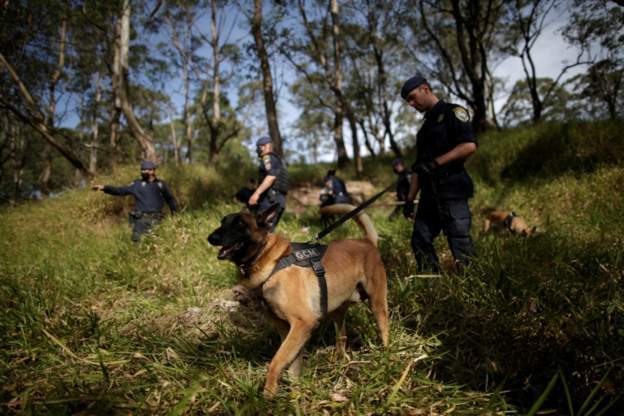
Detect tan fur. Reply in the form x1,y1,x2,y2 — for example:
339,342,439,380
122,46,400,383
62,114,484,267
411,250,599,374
483,208,536,236
319,203,379,246
233,213,389,398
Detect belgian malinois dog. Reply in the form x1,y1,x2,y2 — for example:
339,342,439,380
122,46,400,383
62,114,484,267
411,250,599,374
483,208,536,237
207,204,389,398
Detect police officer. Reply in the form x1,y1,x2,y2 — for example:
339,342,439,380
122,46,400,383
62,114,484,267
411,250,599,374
92,160,178,241
389,158,411,219
400,75,478,271
248,136,288,231
320,169,351,207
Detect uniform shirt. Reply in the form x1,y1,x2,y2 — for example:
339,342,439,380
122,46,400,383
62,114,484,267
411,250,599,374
103,179,177,214
258,152,288,194
395,170,411,201
413,100,477,200
323,176,351,205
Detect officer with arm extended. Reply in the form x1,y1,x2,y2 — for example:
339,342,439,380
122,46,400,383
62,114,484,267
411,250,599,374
400,75,478,271
92,160,177,242
248,136,288,231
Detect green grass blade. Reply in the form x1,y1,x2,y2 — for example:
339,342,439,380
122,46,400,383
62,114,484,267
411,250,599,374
526,371,559,416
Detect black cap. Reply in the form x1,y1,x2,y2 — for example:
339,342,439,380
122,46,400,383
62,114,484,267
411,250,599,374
140,160,157,170
256,136,272,146
401,75,427,99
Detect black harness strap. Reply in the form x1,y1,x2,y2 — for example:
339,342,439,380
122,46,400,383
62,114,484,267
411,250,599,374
267,243,329,315
503,212,517,233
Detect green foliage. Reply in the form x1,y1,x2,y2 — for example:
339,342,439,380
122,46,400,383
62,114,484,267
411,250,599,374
1,120,623,413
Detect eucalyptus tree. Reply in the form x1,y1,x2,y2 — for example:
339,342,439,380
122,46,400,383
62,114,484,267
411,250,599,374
562,0,623,120
414,0,508,132
0,0,92,183
278,0,352,167
160,0,206,163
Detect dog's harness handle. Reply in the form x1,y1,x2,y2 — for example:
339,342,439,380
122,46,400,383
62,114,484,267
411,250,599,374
267,243,329,316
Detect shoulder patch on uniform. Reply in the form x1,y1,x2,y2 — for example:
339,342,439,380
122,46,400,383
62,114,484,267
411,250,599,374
437,113,444,123
452,106,470,122
262,155,272,170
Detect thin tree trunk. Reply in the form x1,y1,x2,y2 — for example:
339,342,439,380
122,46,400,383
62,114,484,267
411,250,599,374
209,0,221,162
347,110,363,176
89,75,102,173
39,17,67,195
251,0,283,155
115,0,157,161
357,118,376,157
330,0,349,168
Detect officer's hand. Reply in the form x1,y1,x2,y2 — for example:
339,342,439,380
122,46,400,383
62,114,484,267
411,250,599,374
248,193,260,206
414,160,439,176
92,184,104,191
403,200,415,219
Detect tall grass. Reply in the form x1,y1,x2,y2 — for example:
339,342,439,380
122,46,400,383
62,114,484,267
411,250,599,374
1,120,623,414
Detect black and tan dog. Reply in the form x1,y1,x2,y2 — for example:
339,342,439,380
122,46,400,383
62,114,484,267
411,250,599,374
482,208,536,237
207,204,389,398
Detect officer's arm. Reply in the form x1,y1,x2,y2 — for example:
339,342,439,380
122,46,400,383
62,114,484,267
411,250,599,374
160,182,178,213
253,175,277,197
101,183,134,196
434,142,477,166
406,173,420,202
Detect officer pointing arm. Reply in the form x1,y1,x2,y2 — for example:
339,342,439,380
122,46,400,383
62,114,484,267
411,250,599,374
92,160,177,241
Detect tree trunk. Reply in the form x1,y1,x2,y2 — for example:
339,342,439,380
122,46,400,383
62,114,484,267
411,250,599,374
330,0,349,168
358,118,376,157
209,0,221,163
89,75,102,173
347,110,363,176
115,0,156,161
251,0,283,155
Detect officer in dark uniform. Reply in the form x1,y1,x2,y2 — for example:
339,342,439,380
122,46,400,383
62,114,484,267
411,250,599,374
400,75,478,271
248,136,288,231
92,160,178,241
389,158,411,219
320,169,351,207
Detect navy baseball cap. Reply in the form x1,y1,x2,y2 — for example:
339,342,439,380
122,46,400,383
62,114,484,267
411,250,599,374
255,136,272,146
392,158,403,167
401,75,427,99
140,160,157,170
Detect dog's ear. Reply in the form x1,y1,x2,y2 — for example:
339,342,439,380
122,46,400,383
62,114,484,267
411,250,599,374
256,204,280,227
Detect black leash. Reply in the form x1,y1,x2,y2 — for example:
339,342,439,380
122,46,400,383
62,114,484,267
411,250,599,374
314,183,395,241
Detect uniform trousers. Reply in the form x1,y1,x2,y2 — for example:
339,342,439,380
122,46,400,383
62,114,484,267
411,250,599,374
411,196,474,271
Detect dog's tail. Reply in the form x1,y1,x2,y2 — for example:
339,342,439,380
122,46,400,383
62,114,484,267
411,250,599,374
319,203,378,247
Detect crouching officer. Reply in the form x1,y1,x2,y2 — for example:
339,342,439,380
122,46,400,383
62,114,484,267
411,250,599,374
400,74,478,271
92,160,178,241
320,169,351,207
389,158,411,219
248,136,288,231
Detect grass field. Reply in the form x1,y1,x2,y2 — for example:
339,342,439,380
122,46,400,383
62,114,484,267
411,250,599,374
1,120,623,415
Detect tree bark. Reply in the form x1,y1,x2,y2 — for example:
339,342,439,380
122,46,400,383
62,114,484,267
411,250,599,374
115,0,157,161
251,0,283,155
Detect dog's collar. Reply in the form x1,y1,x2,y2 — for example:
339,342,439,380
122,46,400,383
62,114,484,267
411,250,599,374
238,239,268,279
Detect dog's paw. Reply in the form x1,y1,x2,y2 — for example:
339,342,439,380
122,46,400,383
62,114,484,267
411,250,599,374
232,284,252,305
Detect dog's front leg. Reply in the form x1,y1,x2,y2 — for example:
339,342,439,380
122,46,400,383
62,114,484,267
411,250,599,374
269,317,303,380
264,319,313,398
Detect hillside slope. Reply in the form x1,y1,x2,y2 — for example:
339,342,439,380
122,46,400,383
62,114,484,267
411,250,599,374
1,121,622,414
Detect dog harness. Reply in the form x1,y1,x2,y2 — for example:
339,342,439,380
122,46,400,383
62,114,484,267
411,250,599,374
503,212,517,233
268,243,329,315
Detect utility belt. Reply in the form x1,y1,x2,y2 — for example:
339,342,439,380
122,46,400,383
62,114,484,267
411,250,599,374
129,211,163,221
267,188,287,197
